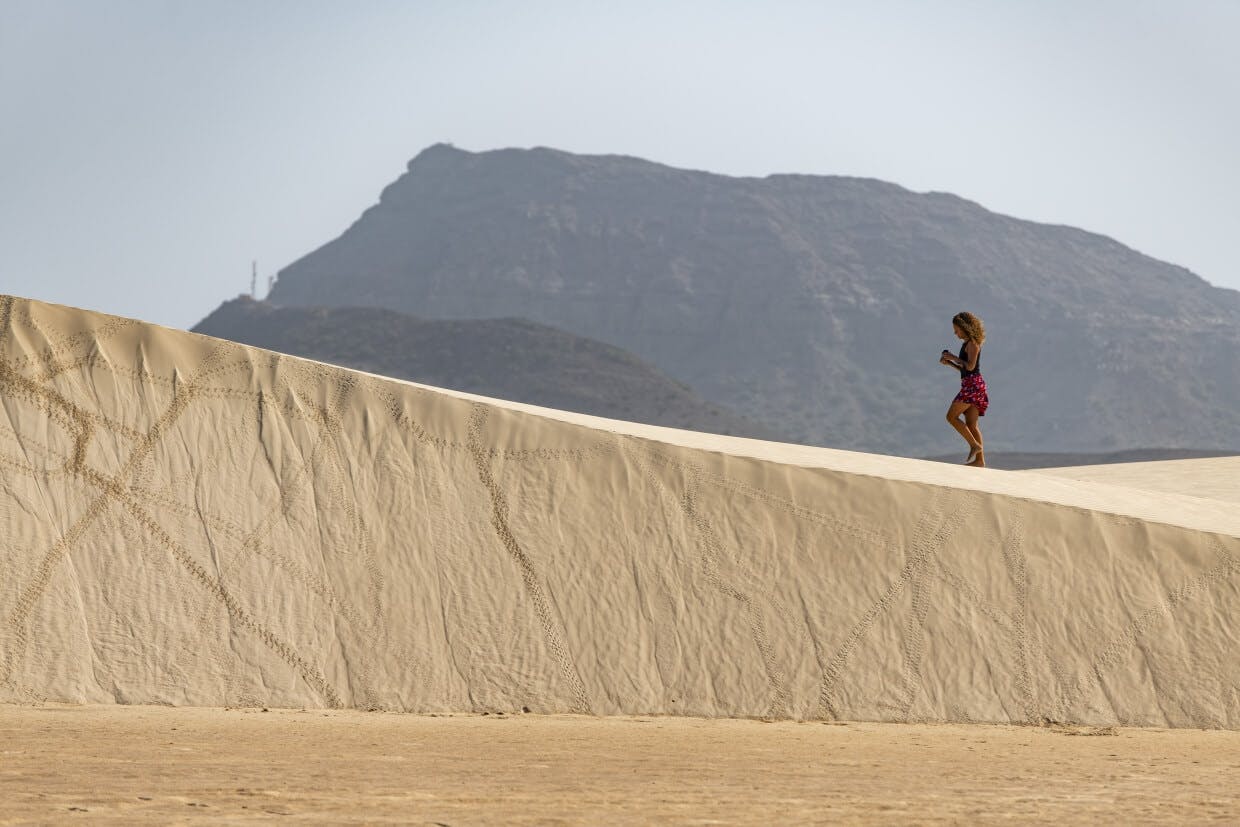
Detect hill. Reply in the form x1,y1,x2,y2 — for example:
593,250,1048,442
1031,455,1240,503
192,296,775,440
2,294,1239,728
267,143,1240,456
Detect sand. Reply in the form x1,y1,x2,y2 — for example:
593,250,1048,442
2,294,1240,728
1032,456,1240,505
2,703,1239,825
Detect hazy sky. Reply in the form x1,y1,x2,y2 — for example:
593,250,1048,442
2,0,1237,329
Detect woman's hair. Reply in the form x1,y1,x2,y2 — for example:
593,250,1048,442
952,311,986,344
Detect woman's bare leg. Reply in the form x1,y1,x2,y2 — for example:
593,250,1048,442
964,406,985,466
946,401,981,452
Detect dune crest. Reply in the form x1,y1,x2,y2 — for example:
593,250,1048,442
1,296,1238,728
1032,457,1240,505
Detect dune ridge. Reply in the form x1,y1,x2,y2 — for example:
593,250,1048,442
1031,456,1240,505
1,295,1238,728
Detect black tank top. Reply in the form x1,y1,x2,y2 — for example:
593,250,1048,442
959,343,981,378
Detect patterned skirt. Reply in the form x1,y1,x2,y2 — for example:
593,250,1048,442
954,374,989,416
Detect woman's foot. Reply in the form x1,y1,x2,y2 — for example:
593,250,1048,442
965,444,982,464
967,450,986,467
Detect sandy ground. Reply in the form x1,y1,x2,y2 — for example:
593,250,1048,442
2,705,1238,825
1032,456,1240,504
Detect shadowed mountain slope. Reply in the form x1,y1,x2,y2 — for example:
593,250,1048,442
2,295,1240,728
193,297,776,440
267,143,1240,455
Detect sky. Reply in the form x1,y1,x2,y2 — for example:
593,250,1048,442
2,0,1237,330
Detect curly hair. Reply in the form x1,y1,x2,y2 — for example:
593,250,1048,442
952,311,986,344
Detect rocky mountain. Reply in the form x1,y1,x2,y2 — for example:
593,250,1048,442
193,297,777,440
266,143,1240,455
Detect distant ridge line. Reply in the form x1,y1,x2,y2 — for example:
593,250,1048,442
923,449,1240,471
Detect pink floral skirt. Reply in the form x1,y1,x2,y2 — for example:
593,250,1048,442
954,374,989,416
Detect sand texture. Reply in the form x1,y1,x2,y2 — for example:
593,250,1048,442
5,705,1240,825
1,295,1239,727
1032,456,1240,504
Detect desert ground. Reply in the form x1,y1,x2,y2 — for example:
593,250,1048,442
3,703,1239,825
1032,455,1240,504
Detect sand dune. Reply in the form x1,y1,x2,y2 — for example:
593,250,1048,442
1032,456,1240,505
1,295,1238,727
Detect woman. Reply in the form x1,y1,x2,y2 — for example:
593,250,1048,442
940,311,988,466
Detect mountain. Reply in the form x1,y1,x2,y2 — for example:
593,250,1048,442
192,296,776,440
266,143,1240,455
